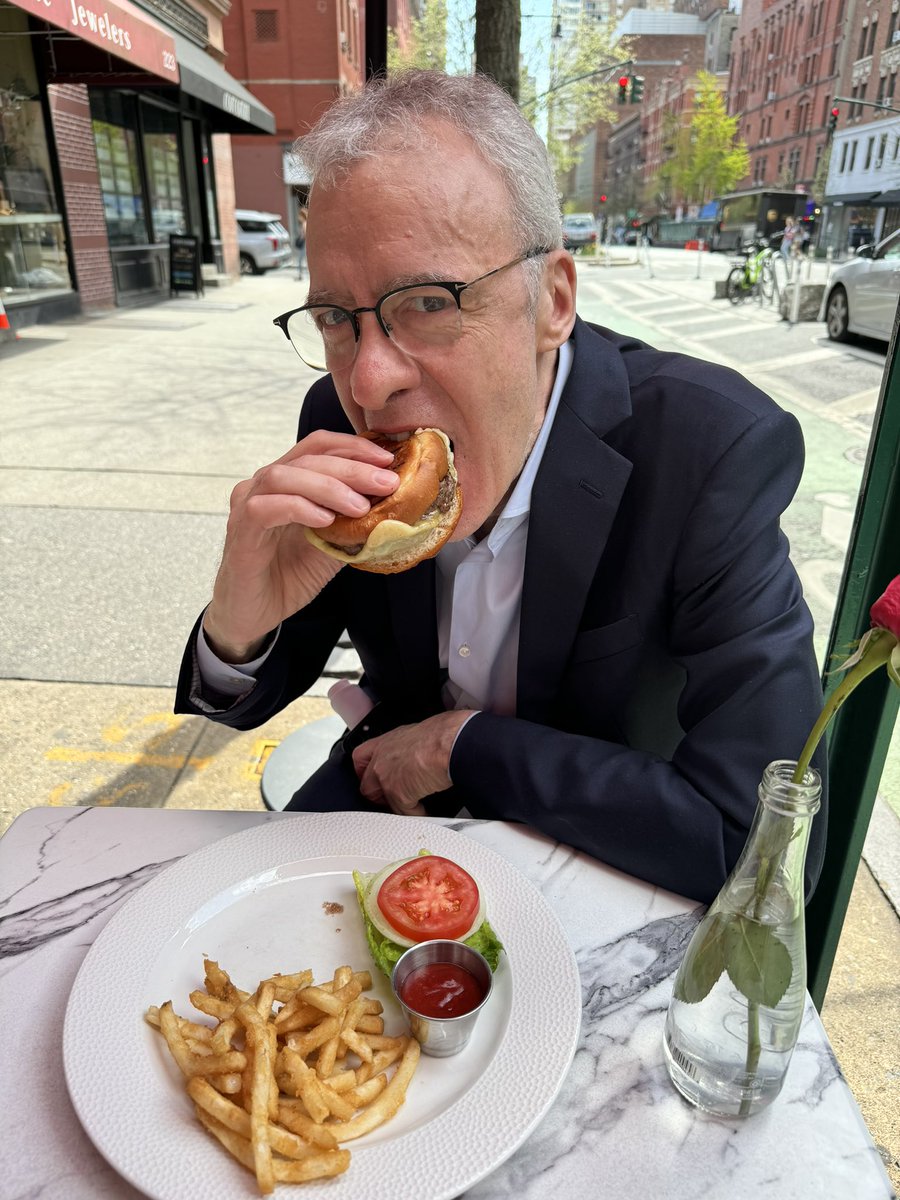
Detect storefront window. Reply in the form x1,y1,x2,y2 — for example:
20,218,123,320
0,7,72,301
90,91,147,246
141,102,185,240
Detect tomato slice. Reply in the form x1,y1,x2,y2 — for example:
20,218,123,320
376,856,480,943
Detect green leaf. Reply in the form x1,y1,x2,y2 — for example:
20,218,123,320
755,813,798,861
723,916,793,1007
674,912,728,1003
888,643,900,689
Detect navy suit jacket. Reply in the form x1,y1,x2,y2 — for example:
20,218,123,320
176,317,827,903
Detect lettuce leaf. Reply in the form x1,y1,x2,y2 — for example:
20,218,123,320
352,866,504,979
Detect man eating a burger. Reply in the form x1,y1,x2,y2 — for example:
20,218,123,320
176,70,827,904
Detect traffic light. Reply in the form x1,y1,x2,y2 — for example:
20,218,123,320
630,75,645,104
598,194,607,204
617,76,629,105
828,107,840,136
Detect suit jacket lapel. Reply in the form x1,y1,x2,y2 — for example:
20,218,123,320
518,319,634,723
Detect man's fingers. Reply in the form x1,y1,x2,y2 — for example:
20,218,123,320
276,429,395,467
387,798,427,817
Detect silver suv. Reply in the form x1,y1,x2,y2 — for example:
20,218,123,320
562,213,598,253
236,209,292,275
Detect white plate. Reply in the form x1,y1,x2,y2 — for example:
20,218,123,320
63,812,582,1200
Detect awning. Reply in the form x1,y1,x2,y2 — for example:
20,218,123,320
824,191,879,205
171,31,274,135
6,0,178,82
870,189,900,205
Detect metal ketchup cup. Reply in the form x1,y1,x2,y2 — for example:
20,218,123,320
390,940,493,1057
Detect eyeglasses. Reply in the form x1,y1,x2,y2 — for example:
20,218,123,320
272,247,549,371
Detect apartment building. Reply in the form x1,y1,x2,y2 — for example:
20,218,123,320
222,0,365,243
823,0,900,250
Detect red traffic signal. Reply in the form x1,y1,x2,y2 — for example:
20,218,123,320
617,76,629,105
828,106,840,135
599,194,608,203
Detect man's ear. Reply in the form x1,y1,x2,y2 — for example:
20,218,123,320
535,250,577,352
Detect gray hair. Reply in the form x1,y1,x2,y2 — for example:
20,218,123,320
296,71,563,305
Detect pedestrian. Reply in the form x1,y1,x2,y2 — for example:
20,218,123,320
780,216,797,260
295,206,307,279
176,70,826,904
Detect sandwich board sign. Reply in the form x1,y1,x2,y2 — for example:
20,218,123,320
169,233,203,296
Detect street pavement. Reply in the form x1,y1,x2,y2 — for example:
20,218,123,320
1,254,897,1185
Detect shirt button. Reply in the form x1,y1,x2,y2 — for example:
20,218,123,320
458,643,471,658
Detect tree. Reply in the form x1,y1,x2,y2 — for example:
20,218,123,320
387,0,448,74
474,0,521,101
655,72,749,207
522,16,633,184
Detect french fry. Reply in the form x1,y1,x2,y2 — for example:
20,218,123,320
284,1015,340,1058
188,1078,317,1160
204,959,247,1004
340,1027,374,1064
297,977,362,1018
325,1037,420,1142
272,1151,351,1183
276,1100,339,1148
240,1008,275,1194
189,990,236,1021
149,959,419,1194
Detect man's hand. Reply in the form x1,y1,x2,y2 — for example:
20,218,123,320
202,431,398,662
352,711,475,816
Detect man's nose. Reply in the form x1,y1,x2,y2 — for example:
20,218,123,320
348,311,420,409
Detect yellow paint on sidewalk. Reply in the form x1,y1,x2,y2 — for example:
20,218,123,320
48,782,73,806
90,781,151,807
45,747,212,770
247,739,280,780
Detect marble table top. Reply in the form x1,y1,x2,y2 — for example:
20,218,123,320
0,806,893,1200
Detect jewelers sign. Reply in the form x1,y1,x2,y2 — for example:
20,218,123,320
8,0,179,83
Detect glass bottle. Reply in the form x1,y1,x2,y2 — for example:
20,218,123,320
663,760,822,1118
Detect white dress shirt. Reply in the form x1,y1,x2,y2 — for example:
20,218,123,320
196,340,574,711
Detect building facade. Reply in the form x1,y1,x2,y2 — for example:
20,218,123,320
823,0,900,250
1,0,274,330
566,10,706,218
222,0,364,248
727,0,849,199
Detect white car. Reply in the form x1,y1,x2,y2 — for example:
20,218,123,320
236,209,292,275
824,229,900,342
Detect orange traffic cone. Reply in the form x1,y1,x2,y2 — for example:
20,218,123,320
0,294,17,342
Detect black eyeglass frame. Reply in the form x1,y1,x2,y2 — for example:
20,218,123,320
272,246,551,364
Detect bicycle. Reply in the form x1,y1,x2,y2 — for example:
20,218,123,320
726,239,787,305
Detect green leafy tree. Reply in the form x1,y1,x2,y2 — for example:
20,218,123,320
522,16,633,184
655,71,749,206
387,0,448,73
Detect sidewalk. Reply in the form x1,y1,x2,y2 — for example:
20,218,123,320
0,263,897,1188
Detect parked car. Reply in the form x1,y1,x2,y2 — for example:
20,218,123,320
236,209,292,275
823,228,900,343
562,213,598,253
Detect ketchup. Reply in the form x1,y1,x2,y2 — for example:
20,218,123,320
399,962,485,1018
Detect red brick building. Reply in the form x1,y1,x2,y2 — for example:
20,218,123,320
222,0,365,240
1,0,274,329
567,12,706,218
727,0,850,195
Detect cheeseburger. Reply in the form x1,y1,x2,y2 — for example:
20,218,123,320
305,427,462,574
